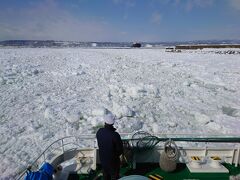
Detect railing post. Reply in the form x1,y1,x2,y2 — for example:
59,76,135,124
61,139,64,153
43,153,46,162
235,146,240,167
94,139,97,148
204,142,208,157
132,152,136,169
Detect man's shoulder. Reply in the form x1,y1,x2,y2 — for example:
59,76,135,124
96,127,105,135
113,131,121,138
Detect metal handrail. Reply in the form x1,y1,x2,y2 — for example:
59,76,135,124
16,135,96,180
15,133,240,179
120,133,240,142
121,132,240,138
127,137,240,143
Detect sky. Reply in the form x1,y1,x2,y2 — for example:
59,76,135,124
0,0,240,42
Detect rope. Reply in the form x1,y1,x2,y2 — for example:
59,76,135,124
130,131,179,160
130,131,161,151
164,139,179,161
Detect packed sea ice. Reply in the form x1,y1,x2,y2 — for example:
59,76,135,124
0,48,240,178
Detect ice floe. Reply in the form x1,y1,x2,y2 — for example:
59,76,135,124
0,48,240,178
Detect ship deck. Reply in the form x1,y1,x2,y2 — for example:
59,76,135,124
68,163,240,180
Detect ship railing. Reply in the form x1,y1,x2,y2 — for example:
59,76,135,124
16,133,240,179
120,132,240,168
16,134,96,180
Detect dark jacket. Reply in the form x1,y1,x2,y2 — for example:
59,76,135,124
96,124,123,172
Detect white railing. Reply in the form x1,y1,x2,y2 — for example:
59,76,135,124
15,133,240,179
16,135,96,180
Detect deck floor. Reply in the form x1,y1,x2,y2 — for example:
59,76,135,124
70,163,240,180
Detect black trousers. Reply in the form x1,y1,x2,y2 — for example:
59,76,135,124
102,164,120,180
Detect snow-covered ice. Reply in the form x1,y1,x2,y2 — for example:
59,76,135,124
0,48,240,178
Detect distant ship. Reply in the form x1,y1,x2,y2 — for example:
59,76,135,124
131,42,141,48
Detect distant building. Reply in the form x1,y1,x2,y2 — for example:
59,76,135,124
175,44,240,50
165,47,181,53
91,43,97,47
165,47,174,52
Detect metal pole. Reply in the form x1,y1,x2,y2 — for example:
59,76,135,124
61,139,64,153
235,147,240,167
43,153,46,162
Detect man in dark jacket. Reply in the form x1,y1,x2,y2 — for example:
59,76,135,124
96,114,123,180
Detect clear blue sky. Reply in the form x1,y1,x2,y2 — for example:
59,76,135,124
0,0,240,42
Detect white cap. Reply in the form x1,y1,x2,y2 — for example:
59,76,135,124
104,113,116,125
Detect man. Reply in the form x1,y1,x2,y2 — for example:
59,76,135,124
96,114,123,180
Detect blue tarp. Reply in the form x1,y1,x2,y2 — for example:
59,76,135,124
24,162,54,180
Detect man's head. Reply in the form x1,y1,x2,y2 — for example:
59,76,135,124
104,113,116,125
